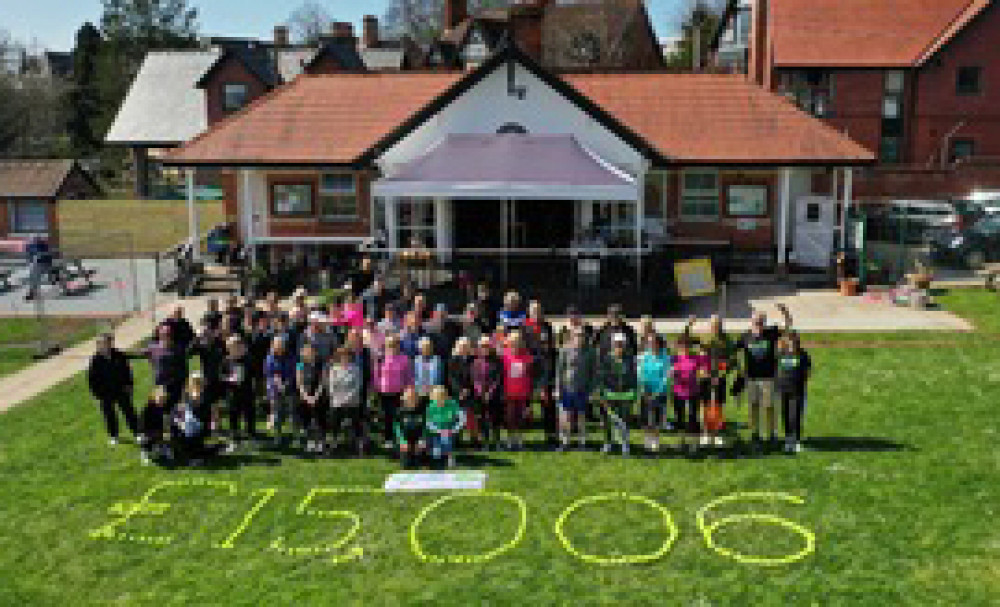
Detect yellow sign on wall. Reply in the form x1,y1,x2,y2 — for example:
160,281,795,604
674,258,717,298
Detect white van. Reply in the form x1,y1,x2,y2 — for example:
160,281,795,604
960,190,1000,216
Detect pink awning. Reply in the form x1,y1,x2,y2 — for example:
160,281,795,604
374,134,638,200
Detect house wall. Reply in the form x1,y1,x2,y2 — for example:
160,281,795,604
203,55,268,127
378,62,645,176
664,169,779,249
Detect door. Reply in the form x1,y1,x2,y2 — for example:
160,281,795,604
453,200,506,249
793,196,835,269
515,200,575,248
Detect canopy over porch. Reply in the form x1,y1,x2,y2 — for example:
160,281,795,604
372,133,640,200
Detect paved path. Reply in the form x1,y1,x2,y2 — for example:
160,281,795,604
0,295,210,412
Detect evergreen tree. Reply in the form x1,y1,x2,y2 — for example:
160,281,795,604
68,23,104,156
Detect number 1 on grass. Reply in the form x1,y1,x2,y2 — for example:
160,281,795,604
217,488,278,549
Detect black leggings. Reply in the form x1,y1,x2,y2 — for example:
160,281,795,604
97,393,139,439
327,407,365,443
380,392,402,443
781,391,805,441
673,395,700,434
228,389,257,439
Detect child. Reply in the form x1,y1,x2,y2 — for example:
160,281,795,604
556,328,594,450
671,336,707,453
327,347,364,454
139,385,170,465
448,338,478,446
532,331,557,448
264,336,296,447
638,334,671,453
413,336,444,405
222,334,256,452
775,333,812,454
171,374,209,466
700,315,735,448
499,291,526,331
296,343,326,454
375,335,413,449
597,334,637,456
395,387,427,469
501,331,533,451
472,336,504,451
426,386,466,468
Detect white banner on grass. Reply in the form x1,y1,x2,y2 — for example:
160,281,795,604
384,472,487,492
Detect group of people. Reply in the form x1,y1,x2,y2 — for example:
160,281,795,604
87,260,813,468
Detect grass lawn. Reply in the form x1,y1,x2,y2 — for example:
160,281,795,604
1,290,999,605
57,199,225,257
0,317,107,377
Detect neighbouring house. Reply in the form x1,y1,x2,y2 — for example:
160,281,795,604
161,42,872,286
106,19,417,198
427,0,665,70
711,0,1000,202
0,160,101,247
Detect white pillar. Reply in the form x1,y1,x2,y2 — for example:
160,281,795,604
386,197,398,252
241,169,256,269
778,167,792,267
635,189,644,287
434,197,451,262
842,168,853,250
185,168,200,261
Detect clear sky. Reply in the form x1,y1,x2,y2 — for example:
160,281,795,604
1,0,688,51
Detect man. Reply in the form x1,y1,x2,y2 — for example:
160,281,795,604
596,304,638,358
471,283,501,333
557,305,594,348
87,333,139,445
301,312,336,362
735,304,793,449
190,318,227,428
423,304,459,361
362,276,390,322
344,329,373,452
143,325,189,409
348,256,376,298
24,236,54,302
160,306,195,352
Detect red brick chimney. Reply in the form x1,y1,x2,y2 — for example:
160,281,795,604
748,0,770,87
363,15,379,48
444,0,468,30
273,25,289,47
330,21,355,40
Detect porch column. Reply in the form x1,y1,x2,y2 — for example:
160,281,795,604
434,197,451,262
635,186,644,288
185,168,200,262
778,167,792,270
241,169,256,269
841,168,853,250
385,197,398,252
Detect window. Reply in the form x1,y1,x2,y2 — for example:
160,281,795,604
643,171,667,219
222,83,249,112
881,71,906,163
8,200,48,233
950,139,976,162
956,66,981,95
681,170,720,221
318,173,358,220
726,185,768,217
778,70,833,117
591,202,637,248
880,137,902,163
568,32,601,65
271,183,313,216
806,202,821,223
397,198,436,249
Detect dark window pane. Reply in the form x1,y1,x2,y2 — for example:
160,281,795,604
957,66,981,95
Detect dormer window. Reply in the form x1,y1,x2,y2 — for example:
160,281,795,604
223,83,250,113
463,28,489,65
569,32,601,66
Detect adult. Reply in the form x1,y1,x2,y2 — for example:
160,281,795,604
87,333,139,445
348,256,376,298
362,276,390,321
775,332,812,454
344,329,373,452
557,305,594,347
596,304,638,358
190,318,227,429
143,324,189,409
160,306,195,352
23,235,53,302
471,283,501,333
301,312,336,362
498,291,526,331
423,304,459,361
735,304,793,447
201,298,223,333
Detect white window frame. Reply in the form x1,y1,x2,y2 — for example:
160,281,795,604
680,169,720,222
222,83,250,113
8,199,49,234
318,172,359,221
396,197,437,249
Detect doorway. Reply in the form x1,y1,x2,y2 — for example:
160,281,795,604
513,200,575,249
453,199,506,249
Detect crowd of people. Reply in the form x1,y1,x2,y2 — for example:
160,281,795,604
87,259,812,468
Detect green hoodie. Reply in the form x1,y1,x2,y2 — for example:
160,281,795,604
425,398,464,434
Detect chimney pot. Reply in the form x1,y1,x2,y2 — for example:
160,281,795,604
273,25,289,47
330,21,355,39
363,15,379,48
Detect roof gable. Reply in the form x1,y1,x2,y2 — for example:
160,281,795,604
196,45,280,88
771,0,979,67
0,160,98,198
303,40,367,73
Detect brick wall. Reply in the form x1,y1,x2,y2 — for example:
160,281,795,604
665,170,777,248
264,170,371,238
203,56,268,127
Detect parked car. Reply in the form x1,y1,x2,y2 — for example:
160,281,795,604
886,200,961,230
955,190,1000,218
930,215,1000,269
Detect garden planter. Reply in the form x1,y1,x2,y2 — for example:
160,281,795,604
839,278,859,297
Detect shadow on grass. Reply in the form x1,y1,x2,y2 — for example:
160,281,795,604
803,436,911,452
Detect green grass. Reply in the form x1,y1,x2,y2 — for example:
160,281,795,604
0,317,105,376
1,291,999,605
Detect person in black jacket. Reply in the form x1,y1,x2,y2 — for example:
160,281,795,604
160,306,195,352
190,319,227,431
142,324,189,409
775,332,812,455
87,333,139,445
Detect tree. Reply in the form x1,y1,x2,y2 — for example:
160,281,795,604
0,29,70,158
664,0,727,71
288,1,332,45
100,0,200,76
383,0,510,45
68,23,104,156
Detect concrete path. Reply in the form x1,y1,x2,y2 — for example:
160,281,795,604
0,295,210,412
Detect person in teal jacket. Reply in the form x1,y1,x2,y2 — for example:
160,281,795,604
425,386,466,468
597,334,638,456
395,387,427,469
638,334,672,453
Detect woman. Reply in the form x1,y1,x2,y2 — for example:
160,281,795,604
671,336,708,454
472,335,504,451
413,336,444,407
775,333,812,454
699,315,735,448
501,331,533,451
296,342,327,454
448,337,478,447
374,335,413,450
327,347,365,455
222,334,256,452
638,334,671,453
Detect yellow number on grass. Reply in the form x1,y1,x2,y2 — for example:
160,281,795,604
554,493,679,565
269,487,379,564
409,492,528,564
696,492,815,566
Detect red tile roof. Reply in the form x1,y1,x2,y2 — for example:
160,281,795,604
771,0,981,67
565,73,873,164
166,72,464,165
167,70,873,167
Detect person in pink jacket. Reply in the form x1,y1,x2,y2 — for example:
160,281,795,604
374,334,413,450
672,336,708,453
341,295,365,330
502,331,534,451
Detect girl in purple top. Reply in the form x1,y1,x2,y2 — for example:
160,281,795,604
672,336,708,452
374,334,413,449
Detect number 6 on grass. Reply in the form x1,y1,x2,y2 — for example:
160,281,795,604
696,492,816,566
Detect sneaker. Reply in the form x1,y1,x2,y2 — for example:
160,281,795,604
601,443,612,454
650,440,659,453
382,440,394,450
794,442,803,454
190,458,204,467
140,451,152,465
700,435,711,447
578,437,587,449
447,454,456,468
108,437,119,446
225,441,238,454
621,443,630,457
714,436,725,447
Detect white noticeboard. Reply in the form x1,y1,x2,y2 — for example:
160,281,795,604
384,472,487,492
